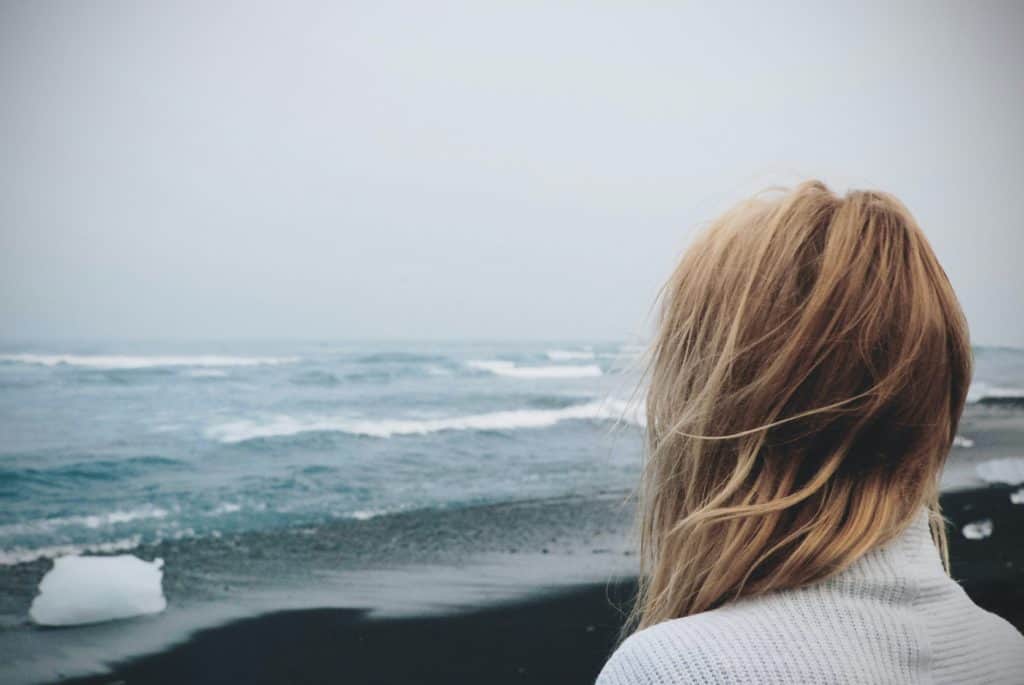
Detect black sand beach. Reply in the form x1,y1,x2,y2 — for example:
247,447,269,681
59,582,635,685
3,404,1022,685
44,485,1024,685
941,486,1024,630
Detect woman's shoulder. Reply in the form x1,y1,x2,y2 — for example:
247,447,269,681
596,586,1024,685
596,606,765,685
595,586,894,685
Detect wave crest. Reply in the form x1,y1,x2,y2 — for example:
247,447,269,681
206,399,641,444
0,536,144,566
0,506,170,537
467,360,603,379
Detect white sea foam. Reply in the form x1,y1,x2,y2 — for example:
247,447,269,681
975,457,1024,486
350,510,385,521
206,399,641,443
186,369,229,378
1010,488,1024,505
467,360,603,379
29,554,166,626
546,349,596,361
966,382,1024,403
206,503,242,516
0,507,169,537
0,536,143,566
0,353,299,369
953,435,975,448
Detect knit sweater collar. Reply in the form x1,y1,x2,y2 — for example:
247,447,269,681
826,507,947,593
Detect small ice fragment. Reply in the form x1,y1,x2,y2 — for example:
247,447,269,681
962,519,993,541
29,554,166,626
1011,488,1024,505
953,435,974,448
975,457,1024,486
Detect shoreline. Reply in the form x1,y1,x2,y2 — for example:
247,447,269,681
0,484,1016,684
56,485,1024,685
1,491,638,684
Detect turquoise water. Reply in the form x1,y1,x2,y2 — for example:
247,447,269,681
0,341,1021,566
0,342,645,564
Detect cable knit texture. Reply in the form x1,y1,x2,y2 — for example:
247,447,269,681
598,509,1024,684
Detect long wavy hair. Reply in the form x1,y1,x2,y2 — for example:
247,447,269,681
629,180,972,632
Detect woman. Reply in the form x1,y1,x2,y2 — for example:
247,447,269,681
599,182,1024,684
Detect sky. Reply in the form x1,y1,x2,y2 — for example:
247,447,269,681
1,1,1022,345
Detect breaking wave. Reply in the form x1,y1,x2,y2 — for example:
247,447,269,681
206,399,641,444
467,360,603,379
0,506,170,537
0,536,144,566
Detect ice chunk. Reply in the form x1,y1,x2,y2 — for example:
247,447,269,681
975,457,1024,486
29,555,166,626
1011,488,1024,505
962,519,993,541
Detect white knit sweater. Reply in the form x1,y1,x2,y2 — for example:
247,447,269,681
598,509,1024,684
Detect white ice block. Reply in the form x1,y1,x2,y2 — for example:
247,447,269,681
29,554,166,626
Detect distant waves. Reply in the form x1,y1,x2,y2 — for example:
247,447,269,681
0,353,299,369
968,386,1024,406
0,342,645,564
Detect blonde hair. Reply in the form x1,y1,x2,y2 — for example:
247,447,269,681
629,181,971,632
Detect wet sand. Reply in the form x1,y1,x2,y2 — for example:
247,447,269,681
49,484,1024,685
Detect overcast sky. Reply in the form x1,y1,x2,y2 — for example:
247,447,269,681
1,1,1022,345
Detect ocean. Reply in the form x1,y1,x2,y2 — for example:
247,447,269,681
0,341,648,566
0,341,1022,567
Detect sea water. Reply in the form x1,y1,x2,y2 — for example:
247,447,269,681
0,341,646,565
0,341,1021,566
